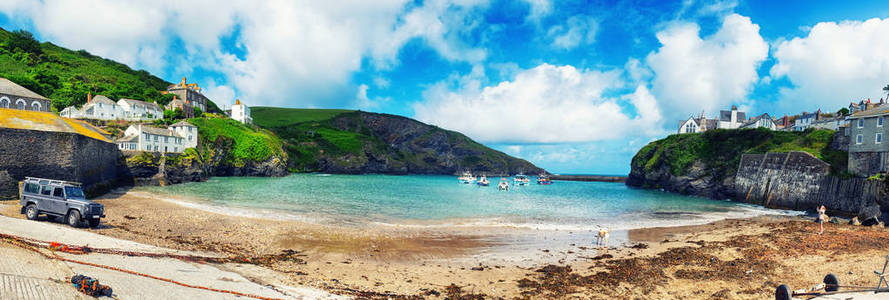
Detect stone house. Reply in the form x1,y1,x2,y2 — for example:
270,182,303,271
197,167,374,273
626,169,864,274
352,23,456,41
774,115,793,131
230,99,252,124
117,98,163,121
717,105,747,129
0,77,52,112
164,76,208,113
849,99,884,114
792,110,821,131
165,96,193,118
116,123,191,153
847,106,889,176
739,113,777,130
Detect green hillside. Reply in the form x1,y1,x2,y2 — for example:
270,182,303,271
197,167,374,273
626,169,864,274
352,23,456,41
252,107,543,174
0,28,218,112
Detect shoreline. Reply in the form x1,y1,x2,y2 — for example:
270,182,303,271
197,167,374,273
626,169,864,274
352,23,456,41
3,189,889,298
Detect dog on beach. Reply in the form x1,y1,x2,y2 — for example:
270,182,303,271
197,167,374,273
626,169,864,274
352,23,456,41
596,228,610,249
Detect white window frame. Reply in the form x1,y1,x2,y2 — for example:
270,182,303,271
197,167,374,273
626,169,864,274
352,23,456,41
877,133,883,144
858,119,864,128
857,134,863,145
879,117,884,127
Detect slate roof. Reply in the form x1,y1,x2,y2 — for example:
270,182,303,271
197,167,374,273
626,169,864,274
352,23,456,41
0,77,49,100
119,98,162,110
138,125,180,137
116,134,139,143
741,113,772,127
171,120,196,127
849,105,889,119
87,95,116,105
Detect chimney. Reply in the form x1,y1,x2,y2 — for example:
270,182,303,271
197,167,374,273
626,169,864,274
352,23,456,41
87,92,92,103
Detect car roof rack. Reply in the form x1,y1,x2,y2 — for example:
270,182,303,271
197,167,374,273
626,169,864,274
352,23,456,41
23,177,82,187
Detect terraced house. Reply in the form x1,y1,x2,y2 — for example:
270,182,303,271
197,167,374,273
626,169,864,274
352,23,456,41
848,106,889,176
116,123,194,153
0,77,51,112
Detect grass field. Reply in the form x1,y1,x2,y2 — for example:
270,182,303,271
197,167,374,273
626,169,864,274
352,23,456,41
251,107,354,127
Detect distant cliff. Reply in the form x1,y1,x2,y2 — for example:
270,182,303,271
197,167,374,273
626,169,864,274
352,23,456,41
627,128,888,216
252,108,544,175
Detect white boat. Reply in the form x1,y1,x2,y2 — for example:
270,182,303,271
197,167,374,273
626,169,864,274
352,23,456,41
477,175,490,186
513,174,529,186
498,178,510,191
458,171,476,184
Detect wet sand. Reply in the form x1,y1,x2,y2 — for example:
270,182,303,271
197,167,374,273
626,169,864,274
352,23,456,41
3,189,889,299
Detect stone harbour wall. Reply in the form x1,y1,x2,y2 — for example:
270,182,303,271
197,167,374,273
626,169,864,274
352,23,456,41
0,127,123,199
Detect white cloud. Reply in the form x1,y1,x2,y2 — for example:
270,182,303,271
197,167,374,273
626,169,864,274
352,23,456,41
0,0,490,108
547,16,598,50
521,0,551,22
646,13,768,120
354,84,389,110
697,0,738,16
770,18,889,110
413,63,662,144
202,81,236,109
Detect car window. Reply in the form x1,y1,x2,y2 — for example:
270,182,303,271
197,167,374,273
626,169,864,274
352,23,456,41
40,185,52,196
25,183,39,194
64,187,85,198
53,188,64,198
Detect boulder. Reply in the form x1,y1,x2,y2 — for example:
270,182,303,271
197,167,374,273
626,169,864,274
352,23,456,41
857,205,882,226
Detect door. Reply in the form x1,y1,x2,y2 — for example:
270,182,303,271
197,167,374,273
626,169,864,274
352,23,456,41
50,187,67,214
37,185,54,212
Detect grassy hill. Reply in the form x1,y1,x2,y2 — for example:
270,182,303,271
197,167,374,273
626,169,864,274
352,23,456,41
0,28,218,112
252,107,543,174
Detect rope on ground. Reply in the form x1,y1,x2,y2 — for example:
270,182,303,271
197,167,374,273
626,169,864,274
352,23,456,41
0,233,285,300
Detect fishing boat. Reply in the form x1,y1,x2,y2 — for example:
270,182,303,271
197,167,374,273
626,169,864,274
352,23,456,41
458,171,476,184
477,175,490,186
513,174,529,186
498,178,510,191
537,174,553,185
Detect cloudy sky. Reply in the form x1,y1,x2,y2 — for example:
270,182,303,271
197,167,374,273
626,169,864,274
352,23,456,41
2,0,889,174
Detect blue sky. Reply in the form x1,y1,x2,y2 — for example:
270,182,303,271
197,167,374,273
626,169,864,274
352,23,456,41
2,0,889,174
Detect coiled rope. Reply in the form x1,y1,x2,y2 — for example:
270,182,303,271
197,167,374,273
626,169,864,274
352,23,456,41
0,232,285,300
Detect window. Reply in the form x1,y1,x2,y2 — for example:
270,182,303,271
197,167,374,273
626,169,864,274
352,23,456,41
857,134,863,144
64,187,84,198
878,133,883,144
858,119,864,128
154,135,158,142
880,117,884,127
174,147,178,152
53,188,63,198
146,145,150,150
0,97,8,108
16,99,25,110
98,103,103,108
164,136,169,143
31,102,41,111
40,185,52,196
25,183,39,194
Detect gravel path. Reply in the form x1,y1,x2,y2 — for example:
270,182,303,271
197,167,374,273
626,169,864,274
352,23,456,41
0,212,342,299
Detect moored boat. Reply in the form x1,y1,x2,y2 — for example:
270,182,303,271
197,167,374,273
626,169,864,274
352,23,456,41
477,175,490,186
513,174,529,186
458,171,476,184
498,178,510,190
537,174,552,185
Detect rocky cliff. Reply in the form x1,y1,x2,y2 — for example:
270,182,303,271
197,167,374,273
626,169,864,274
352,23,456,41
627,128,887,217
254,109,544,175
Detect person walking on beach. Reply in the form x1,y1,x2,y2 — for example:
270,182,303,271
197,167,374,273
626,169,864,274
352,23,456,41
816,205,828,234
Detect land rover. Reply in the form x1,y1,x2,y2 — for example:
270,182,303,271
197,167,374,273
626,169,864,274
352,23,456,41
19,177,105,228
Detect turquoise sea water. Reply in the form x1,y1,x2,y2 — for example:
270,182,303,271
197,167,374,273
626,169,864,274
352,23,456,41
140,174,795,230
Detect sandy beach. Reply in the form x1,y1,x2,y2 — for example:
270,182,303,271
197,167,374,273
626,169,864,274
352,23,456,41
3,189,889,299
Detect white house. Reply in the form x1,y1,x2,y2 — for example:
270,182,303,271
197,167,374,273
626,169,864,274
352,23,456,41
678,114,716,134
61,94,126,120
739,113,777,130
231,99,252,124
169,120,198,149
117,98,163,121
792,110,821,131
717,105,747,129
811,116,848,131
116,123,191,153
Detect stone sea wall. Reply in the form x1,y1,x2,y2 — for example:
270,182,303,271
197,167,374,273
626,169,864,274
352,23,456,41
0,127,123,199
734,151,886,215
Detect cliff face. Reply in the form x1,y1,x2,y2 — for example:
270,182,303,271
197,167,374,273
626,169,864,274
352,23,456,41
257,110,544,175
627,128,887,216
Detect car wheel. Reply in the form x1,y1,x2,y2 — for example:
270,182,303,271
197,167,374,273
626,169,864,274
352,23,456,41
67,210,82,228
25,204,38,220
88,219,100,228
824,273,839,292
774,284,791,300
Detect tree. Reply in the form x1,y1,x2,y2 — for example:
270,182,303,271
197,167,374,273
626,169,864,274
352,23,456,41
5,30,43,55
883,84,889,100
193,107,203,118
837,107,850,116
164,108,184,120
